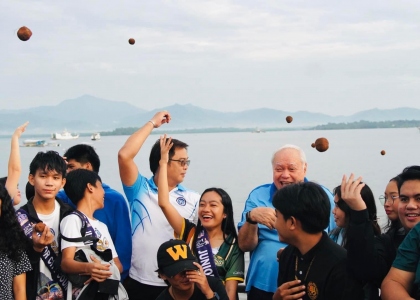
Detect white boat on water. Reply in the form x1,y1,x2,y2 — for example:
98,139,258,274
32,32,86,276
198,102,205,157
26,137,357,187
22,139,47,147
51,129,79,140
91,133,101,141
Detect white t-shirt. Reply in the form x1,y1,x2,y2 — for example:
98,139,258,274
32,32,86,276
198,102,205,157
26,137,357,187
60,213,117,258
123,174,199,286
36,200,63,298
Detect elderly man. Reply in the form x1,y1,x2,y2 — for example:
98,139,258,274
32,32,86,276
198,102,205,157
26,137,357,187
237,144,335,300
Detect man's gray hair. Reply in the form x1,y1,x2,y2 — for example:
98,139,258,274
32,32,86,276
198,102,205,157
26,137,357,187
271,144,307,166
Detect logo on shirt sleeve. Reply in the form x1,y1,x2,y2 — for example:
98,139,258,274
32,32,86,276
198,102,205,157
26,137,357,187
176,197,186,206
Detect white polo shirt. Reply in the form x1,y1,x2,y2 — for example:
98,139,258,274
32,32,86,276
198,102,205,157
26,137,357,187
123,174,199,286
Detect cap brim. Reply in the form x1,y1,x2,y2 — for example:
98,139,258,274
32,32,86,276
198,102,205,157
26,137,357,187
162,260,199,277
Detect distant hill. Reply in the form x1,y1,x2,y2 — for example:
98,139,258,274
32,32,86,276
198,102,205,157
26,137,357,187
1,95,420,134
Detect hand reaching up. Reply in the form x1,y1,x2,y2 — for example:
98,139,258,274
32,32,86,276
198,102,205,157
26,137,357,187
340,174,367,211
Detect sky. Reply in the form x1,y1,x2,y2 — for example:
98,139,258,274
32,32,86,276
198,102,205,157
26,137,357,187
1,0,420,115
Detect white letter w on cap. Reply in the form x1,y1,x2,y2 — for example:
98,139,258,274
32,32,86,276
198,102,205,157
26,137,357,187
166,245,188,261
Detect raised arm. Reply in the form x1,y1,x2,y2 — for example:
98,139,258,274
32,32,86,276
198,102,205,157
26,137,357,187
157,135,184,235
118,111,171,186
6,121,28,205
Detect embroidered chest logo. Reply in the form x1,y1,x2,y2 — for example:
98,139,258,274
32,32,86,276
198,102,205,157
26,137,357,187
307,281,318,300
176,197,186,206
214,255,224,267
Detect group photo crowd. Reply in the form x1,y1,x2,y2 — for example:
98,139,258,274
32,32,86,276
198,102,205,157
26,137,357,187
2,110,420,300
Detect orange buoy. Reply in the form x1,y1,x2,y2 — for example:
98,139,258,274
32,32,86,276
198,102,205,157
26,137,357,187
128,38,135,45
17,26,32,41
286,116,293,123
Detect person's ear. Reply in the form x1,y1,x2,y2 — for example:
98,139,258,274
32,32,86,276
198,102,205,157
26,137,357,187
289,216,297,230
28,174,34,185
86,183,94,193
84,162,93,171
60,178,66,189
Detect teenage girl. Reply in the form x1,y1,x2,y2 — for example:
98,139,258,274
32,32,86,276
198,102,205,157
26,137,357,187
157,135,244,300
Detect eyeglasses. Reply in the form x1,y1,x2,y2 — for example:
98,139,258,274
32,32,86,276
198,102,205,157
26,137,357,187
169,159,190,167
379,194,399,205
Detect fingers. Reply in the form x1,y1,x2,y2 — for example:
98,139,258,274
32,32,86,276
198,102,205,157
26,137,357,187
279,280,306,299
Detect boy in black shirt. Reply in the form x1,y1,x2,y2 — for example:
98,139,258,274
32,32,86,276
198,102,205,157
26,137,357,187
272,182,363,300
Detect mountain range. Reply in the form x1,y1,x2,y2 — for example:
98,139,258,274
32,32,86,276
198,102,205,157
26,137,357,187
1,94,420,134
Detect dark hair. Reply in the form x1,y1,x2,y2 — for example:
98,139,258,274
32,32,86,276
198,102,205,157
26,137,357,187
63,169,102,206
0,183,29,262
64,144,100,173
272,182,330,234
25,181,35,201
192,188,238,256
29,151,67,178
397,166,420,191
332,182,381,248
383,176,403,235
149,138,188,175
0,177,6,187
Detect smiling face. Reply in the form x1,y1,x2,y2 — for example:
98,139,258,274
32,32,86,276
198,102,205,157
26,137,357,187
272,148,307,190
333,195,347,228
384,180,400,222
198,191,226,230
167,147,189,187
29,168,65,202
398,180,420,231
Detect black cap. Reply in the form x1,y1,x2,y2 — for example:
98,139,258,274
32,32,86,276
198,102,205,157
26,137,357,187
157,239,198,277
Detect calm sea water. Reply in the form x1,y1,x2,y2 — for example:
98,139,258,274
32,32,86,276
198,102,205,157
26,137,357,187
1,128,419,297
2,128,419,226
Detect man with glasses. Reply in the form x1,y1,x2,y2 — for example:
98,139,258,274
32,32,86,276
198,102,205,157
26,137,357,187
118,111,199,300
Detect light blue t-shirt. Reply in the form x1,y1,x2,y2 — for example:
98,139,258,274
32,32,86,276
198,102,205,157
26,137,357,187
238,179,336,293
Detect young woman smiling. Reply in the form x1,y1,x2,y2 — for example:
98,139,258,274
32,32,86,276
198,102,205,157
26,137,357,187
157,135,244,300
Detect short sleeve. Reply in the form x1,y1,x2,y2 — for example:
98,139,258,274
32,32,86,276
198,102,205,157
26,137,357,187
393,225,420,272
178,218,196,245
224,244,245,282
13,250,32,276
60,214,85,250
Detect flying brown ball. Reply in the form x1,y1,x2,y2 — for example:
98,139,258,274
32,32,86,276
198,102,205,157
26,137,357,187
17,26,32,41
381,150,386,156
285,116,293,123
314,137,329,152
311,143,315,148
34,222,46,233
128,38,135,45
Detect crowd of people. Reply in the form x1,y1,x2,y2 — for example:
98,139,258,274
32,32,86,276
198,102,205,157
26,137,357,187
1,111,420,299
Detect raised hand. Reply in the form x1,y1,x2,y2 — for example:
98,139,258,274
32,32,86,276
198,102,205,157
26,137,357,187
340,173,366,211
159,134,173,164
13,121,29,138
187,262,214,299
150,111,171,128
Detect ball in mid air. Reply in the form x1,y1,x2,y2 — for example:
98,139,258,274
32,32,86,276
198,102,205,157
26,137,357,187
17,26,32,41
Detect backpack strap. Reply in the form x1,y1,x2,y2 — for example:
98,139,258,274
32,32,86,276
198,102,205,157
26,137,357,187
60,210,99,244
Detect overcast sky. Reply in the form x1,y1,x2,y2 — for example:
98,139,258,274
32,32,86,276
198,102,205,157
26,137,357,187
1,0,420,115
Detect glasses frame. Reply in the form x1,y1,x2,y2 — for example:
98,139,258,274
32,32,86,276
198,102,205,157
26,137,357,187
378,194,399,206
169,159,190,167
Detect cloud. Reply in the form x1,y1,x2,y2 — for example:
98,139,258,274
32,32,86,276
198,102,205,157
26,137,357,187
1,0,420,114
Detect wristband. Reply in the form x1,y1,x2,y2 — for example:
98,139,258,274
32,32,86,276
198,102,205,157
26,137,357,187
148,120,156,128
246,211,257,224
